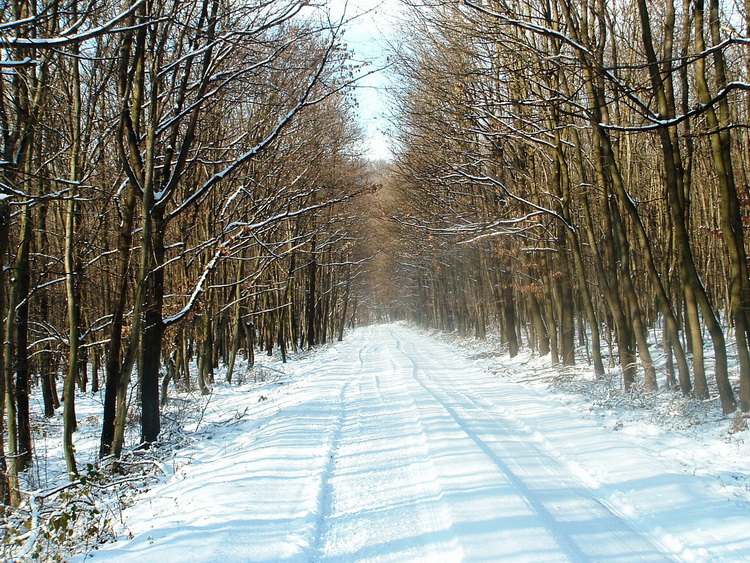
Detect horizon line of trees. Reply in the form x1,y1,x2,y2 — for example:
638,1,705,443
385,0,750,415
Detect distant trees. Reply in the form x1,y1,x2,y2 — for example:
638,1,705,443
0,0,369,503
388,0,750,412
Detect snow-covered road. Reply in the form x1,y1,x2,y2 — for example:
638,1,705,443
76,325,750,562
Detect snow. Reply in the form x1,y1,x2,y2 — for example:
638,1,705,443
58,324,750,562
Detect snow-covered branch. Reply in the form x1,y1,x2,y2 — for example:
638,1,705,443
1,0,145,48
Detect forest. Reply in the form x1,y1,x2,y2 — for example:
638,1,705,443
0,0,373,509
1,0,750,556
383,0,750,412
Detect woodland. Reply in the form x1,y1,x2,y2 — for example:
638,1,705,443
1,0,750,556
0,0,371,510
384,0,750,412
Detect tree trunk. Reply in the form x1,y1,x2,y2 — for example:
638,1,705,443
338,278,350,342
35,204,56,418
612,198,657,389
197,304,212,396
141,211,166,444
100,179,137,458
63,40,82,479
693,0,745,412
306,238,317,349
11,204,33,474
501,273,519,357
101,1,145,459
0,199,10,503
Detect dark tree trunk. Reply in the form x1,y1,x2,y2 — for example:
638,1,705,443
14,205,33,470
140,213,166,445
306,240,317,349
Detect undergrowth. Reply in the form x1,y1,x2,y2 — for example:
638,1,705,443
0,377,211,561
1,452,166,561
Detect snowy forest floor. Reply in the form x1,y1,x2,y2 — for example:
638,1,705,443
6,324,750,561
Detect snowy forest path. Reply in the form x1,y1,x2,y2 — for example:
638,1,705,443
78,326,708,562
382,327,675,561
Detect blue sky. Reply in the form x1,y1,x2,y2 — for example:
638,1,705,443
330,0,400,161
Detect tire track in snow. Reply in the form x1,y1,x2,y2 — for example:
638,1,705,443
310,377,352,556
317,334,463,561
390,327,677,562
310,338,374,557
381,342,464,559
403,350,653,539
